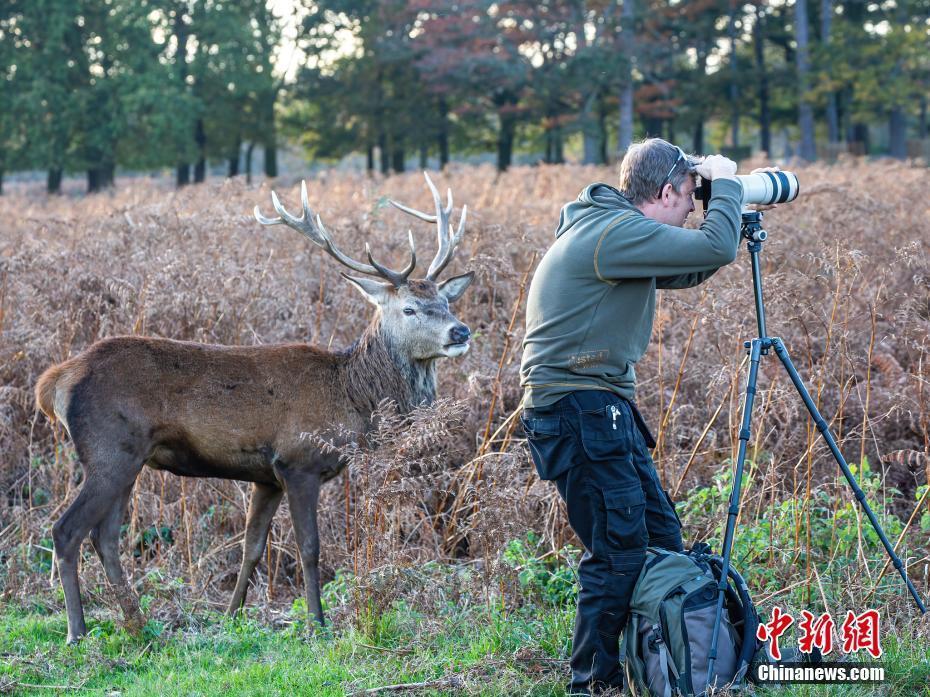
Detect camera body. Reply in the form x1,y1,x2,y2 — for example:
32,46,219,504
697,171,799,214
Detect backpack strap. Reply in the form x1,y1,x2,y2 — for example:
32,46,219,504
648,624,673,697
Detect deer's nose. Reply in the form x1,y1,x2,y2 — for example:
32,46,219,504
449,324,471,344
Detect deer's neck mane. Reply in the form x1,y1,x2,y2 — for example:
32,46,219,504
342,320,437,417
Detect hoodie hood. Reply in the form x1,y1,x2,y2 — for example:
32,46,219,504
555,182,640,238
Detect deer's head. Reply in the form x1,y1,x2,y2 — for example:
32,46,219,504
255,173,474,361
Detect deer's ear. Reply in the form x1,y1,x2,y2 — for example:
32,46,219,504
438,271,474,304
341,273,394,305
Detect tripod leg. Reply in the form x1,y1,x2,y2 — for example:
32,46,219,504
708,339,765,682
771,337,927,614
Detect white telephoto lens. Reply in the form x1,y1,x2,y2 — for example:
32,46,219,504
737,171,800,206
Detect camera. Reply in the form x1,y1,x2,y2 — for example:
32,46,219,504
697,171,799,213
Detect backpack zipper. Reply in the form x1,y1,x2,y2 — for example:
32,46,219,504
609,404,620,430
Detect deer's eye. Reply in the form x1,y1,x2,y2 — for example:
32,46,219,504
403,307,416,316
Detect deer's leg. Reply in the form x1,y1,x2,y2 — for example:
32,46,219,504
227,482,284,615
280,469,324,629
89,483,143,633
53,472,136,643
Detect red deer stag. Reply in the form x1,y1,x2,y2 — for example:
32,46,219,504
34,173,474,643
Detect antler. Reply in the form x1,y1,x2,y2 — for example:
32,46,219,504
389,172,467,281
254,181,416,287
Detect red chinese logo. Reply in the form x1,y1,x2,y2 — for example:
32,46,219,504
756,606,794,660
798,610,834,655
841,609,883,658
756,607,882,660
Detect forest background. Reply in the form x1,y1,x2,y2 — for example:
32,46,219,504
1,0,929,189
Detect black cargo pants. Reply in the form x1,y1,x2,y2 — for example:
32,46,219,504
521,390,683,694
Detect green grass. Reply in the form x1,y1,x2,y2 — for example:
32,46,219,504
0,595,576,696
2,589,927,696
2,528,927,696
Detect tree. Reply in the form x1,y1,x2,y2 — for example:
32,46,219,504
794,0,817,160
3,0,86,192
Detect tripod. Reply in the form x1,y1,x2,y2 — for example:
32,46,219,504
705,211,927,681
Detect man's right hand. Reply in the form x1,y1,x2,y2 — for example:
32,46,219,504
694,154,737,181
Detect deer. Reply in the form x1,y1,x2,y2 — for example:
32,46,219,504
33,173,474,643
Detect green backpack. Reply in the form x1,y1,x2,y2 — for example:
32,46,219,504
622,545,761,697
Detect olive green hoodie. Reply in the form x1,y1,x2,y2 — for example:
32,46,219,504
520,178,742,408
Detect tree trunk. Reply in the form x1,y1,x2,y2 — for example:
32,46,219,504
262,88,278,178
693,121,704,155
497,109,516,172
174,8,191,188
437,96,449,168
617,0,635,158
376,68,389,175
754,4,771,155
391,141,405,173
794,0,817,160
643,116,662,138
378,132,389,175
102,162,115,188
581,89,601,164
88,168,101,193
821,0,838,143
889,107,907,159
851,123,869,154
245,141,255,185
47,168,63,195
728,1,740,147
0,170,3,196
419,143,428,169
919,96,927,139
366,144,375,174
227,137,241,177
598,94,608,164
194,119,206,183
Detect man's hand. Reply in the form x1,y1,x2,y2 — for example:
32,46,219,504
694,154,737,181
748,165,782,211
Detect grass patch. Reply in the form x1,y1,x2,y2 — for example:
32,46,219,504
2,572,927,695
0,593,575,696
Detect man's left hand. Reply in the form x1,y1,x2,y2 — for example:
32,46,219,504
749,166,782,211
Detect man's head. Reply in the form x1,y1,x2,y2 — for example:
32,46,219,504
619,138,698,226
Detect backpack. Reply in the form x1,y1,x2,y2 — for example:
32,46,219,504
622,544,762,696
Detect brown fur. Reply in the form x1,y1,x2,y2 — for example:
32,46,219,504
35,363,65,420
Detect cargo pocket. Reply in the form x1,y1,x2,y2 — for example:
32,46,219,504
521,413,573,481
597,484,648,574
578,403,633,463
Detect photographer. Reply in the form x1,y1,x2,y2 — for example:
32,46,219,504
519,138,742,696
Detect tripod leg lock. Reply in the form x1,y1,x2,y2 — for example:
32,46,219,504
739,428,751,440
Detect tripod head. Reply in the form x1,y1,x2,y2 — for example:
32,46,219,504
741,210,767,244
